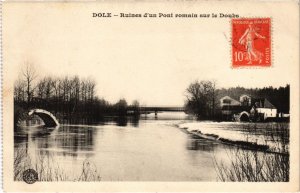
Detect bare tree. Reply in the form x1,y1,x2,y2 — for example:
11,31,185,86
36,78,47,99
185,80,217,119
22,62,37,105
14,79,26,103
44,77,54,100
116,99,128,116
86,78,96,101
132,100,140,108
80,79,87,102
72,76,80,102
51,77,60,100
131,100,140,116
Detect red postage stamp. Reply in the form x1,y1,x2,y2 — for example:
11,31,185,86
232,18,271,67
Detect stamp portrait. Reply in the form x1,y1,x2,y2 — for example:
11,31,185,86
232,18,271,67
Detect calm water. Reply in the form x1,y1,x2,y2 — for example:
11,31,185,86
15,112,236,181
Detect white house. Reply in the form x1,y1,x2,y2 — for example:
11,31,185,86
219,94,277,121
252,98,277,119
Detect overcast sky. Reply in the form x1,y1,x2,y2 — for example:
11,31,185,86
5,3,296,106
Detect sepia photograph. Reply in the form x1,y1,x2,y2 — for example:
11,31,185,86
2,1,299,192
13,63,290,182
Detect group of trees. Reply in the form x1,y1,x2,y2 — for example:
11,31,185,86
185,80,290,120
185,80,217,119
15,76,97,106
14,64,140,124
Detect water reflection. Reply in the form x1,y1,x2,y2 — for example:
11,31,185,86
131,117,140,127
55,126,96,152
115,116,128,127
14,112,236,181
186,136,219,151
15,125,96,157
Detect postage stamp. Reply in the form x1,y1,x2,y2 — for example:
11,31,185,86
232,18,271,67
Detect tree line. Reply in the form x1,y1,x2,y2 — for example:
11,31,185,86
14,64,140,124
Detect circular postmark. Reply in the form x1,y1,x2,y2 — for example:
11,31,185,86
22,169,38,184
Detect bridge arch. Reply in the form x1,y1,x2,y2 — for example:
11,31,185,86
239,111,250,122
28,109,59,127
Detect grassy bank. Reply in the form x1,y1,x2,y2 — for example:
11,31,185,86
179,122,289,153
213,147,289,182
14,147,101,181
212,123,289,182
179,122,289,181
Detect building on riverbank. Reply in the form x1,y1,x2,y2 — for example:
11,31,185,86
250,98,277,121
220,94,278,121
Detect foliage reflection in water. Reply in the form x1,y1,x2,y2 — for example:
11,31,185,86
14,112,288,181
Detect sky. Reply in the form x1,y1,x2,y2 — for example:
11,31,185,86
5,3,298,106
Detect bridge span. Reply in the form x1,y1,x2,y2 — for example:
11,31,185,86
138,106,185,112
25,107,184,126
28,109,60,127
128,106,186,117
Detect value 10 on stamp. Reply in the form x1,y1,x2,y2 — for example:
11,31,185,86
232,18,271,67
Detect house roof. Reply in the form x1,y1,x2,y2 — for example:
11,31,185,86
240,94,251,98
253,98,276,109
220,94,277,109
220,96,241,105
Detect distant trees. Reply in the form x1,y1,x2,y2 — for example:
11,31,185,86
15,74,100,123
185,80,217,119
33,76,96,104
131,100,140,116
14,67,142,124
115,99,128,116
14,79,26,103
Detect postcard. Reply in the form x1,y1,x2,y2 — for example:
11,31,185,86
2,0,299,192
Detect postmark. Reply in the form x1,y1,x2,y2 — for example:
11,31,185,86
22,169,38,184
232,18,271,67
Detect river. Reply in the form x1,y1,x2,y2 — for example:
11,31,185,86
14,112,250,181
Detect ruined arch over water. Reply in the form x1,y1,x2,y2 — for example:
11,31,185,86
28,109,59,127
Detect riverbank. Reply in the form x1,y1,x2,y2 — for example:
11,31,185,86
177,122,289,154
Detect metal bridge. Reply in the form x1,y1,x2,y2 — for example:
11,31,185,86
139,106,185,112
128,106,185,117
